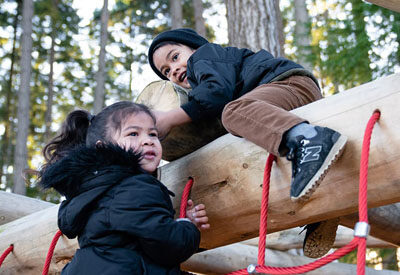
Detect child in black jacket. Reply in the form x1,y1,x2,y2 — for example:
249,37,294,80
147,28,347,258
39,101,209,274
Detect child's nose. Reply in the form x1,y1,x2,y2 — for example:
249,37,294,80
142,137,154,146
172,65,180,77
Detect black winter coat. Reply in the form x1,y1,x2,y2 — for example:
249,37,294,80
39,144,200,274
181,43,318,121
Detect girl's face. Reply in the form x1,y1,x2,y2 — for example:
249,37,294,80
112,112,162,173
153,44,195,89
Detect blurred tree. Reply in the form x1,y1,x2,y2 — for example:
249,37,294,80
0,0,21,191
193,0,206,37
293,0,312,71
225,0,284,56
13,0,33,195
282,0,399,95
170,0,183,29
44,0,58,141
93,0,109,113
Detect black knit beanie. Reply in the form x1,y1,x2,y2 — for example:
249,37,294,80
148,28,209,80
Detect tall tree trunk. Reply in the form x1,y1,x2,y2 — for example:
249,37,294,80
170,0,183,29
44,0,58,141
193,0,206,37
0,0,21,185
225,0,283,56
13,0,34,195
128,13,134,99
294,0,312,71
93,0,109,114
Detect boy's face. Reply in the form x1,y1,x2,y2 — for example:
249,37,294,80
111,112,162,173
153,44,195,89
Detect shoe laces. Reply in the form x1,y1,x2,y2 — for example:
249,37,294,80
286,138,310,175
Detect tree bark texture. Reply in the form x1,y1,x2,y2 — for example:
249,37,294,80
193,0,206,37
93,0,109,114
170,0,183,29
44,0,58,141
0,0,20,183
225,0,283,56
294,0,313,72
13,0,34,195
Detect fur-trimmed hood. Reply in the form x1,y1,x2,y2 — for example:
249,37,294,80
39,144,144,199
39,144,147,238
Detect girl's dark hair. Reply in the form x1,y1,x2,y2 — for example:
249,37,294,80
43,101,155,165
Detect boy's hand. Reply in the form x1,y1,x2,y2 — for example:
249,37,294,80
152,108,192,140
186,199,210,231
152,110,173,139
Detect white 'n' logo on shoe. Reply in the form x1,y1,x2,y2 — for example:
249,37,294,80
301,145,322,163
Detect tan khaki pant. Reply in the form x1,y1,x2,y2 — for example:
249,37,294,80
221,75,322,156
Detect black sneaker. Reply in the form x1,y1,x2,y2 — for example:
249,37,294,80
302,218,340,258
287,126,347,202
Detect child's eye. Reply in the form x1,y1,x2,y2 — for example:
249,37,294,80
149,132,158,137
164,68,170,76
172,53,178,61
128,132,138,137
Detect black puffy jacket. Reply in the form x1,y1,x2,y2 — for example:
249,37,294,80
181,43,318,121
39,144,200,274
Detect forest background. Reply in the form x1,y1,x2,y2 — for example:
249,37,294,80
0,0,399,270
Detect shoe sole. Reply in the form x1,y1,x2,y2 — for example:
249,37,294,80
291,134,348,202
303,218,340,258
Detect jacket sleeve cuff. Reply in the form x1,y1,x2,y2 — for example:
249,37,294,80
175,218,192,223
181,101,204,122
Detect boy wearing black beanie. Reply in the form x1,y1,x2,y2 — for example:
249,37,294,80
148,28,347,258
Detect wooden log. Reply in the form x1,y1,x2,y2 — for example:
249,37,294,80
0,205,394,275
0,188,396,273
0,191,54,225
365,0,400,12
136,80,227,161
0,206,77,275
157,73,400,249
340,202,400,246
242,225,395,250
182,243,399,275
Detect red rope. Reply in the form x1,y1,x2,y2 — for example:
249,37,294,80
42,229,63,275
257,154,276,266
0,245,13,267
356,110,380,275
180,178,194,218
227,111,380,275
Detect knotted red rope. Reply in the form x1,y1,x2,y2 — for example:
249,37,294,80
42,229,63,275
0,245,13,267
226,111,380,275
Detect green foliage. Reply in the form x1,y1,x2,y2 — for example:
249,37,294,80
283,0,399,95
339,248,399,271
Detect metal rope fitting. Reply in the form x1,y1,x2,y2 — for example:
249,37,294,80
354,221,370,238
247,264,257,274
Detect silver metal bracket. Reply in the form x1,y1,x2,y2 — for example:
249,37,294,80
354,221,370,238
247,264,257,274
